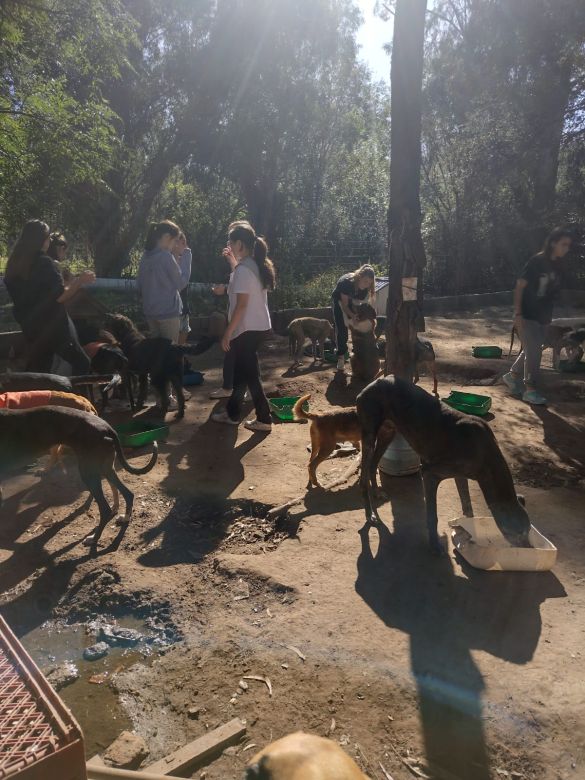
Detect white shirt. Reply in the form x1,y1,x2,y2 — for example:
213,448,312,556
228,256,271,339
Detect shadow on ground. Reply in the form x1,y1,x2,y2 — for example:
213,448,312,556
355,474,566,780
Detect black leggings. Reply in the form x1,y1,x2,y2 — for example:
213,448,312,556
226,330,271,424
222,346,235,390
333,301,348,357
25,315,90,375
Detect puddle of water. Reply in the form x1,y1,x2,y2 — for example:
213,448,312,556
20,615,171,757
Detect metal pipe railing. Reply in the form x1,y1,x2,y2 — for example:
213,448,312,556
86,764,180,780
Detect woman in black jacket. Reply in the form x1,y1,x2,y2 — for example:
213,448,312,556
4,220,95,373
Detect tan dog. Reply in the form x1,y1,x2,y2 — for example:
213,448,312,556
245,732,369,779
288,317,333,366
293,393,394,488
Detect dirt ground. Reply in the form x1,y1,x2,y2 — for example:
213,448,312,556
1,307,584,780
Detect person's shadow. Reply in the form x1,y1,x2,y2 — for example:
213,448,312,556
355,474,565,780
139,418,268,566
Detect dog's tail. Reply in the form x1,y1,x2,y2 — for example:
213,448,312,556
181,337,217,357
293,393,317,421
113,436,158,474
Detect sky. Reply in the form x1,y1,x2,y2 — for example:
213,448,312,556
356,0,393,83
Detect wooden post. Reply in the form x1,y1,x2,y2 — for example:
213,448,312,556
385,0,428,380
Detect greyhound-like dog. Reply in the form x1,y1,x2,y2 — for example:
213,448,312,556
356,376,530,554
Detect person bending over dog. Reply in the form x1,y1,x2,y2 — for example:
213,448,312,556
357,376,530,555
211,221,275,433
331,265,376,372
4,220,95,374
502,226,572,405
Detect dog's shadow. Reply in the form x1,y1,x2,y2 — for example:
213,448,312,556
355,475,565,780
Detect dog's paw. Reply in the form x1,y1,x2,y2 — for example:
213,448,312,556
82,532,96,548
114,515,130,527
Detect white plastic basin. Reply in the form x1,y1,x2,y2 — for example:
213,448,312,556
449,515,557,572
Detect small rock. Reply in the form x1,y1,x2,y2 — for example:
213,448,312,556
83,642,109,661
45,662,79,691
103,731,149,770
239,680,249,691
188,706,200,720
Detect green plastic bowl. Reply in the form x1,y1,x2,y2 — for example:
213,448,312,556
472,346,503,359
115,421,169,448
559,359,585,373
443,390,492,416
269,396,309,422
323,350,349,364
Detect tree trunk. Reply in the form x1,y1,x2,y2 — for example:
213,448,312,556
527,58,573,252
385,0,427,381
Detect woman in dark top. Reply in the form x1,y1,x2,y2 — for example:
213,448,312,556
502,226,572,405
4,220,95,374
331,264,376,371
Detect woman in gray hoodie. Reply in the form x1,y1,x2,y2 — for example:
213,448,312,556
138,220,195,343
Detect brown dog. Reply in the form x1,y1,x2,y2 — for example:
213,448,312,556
245,732,369,780
349,303,380,383
293,393,393,488
288,317,333,366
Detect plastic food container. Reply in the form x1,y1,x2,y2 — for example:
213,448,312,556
449,515,557,571
269,397,308,422
443,390,492,416
472,346,503,359
183,369,205,386
115,421,169,447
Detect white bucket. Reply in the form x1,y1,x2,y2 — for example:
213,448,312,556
378,433,421,476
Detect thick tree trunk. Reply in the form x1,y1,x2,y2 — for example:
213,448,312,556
527,58,573,252
385,0,427,381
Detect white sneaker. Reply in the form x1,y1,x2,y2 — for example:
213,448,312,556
209,387,232,399
244,419,272,433
211,410,239,425
209,388,250,400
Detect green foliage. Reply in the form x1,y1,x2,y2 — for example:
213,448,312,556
1,0,584,300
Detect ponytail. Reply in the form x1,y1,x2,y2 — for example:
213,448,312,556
228,222,276,291
253,236,276,291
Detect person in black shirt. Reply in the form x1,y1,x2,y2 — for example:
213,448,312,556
502,227,572,405
4,220,95,374
331,265,376,371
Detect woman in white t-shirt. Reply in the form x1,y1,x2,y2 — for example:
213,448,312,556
211,221,275,432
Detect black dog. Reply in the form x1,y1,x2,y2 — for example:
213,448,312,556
0,407,158,555
356,376,530,554
105,314,214,419
73,320,134,409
